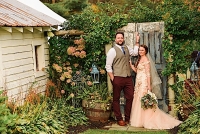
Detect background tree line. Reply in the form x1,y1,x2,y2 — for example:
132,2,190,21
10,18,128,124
41,0,199,19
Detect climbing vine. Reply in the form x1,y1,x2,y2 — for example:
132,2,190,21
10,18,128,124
157,0,200,97
65,3,129,73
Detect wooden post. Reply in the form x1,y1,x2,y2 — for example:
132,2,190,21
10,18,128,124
167,34,178,116
105,44,112,93
168,74,176,116
52,0,55,4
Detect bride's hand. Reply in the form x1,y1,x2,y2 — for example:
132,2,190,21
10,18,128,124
143,91,147,96
147,86,152,92
129,61,136,72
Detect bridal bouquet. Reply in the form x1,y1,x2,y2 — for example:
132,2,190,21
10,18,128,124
141,90,158,110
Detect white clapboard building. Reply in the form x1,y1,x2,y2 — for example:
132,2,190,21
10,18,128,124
0,0,65,101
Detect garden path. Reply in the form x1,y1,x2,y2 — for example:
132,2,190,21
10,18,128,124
105,123,165,132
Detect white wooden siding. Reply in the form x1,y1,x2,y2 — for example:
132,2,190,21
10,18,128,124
3,58,34,69
2,52,33,62
1,45,32,55
0,28,49,99
5,70,34,82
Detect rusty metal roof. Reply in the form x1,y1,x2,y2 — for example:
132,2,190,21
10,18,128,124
0,0,63,27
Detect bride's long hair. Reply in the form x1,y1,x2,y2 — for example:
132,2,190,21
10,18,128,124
135,44,148,68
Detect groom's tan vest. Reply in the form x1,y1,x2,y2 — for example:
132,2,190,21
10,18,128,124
113,45,131,77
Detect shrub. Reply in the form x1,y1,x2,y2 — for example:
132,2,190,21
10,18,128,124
0,91,17,134
178,83,200,133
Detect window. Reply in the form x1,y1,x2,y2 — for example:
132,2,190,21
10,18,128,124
33,44,45,77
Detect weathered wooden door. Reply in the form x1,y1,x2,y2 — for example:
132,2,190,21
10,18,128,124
120,22,168,112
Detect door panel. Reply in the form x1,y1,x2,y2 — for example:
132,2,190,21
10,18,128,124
136,22,168,112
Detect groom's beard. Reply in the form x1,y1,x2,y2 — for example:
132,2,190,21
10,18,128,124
116,41,125,46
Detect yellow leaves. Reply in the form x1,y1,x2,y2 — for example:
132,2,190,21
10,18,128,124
91,4,99,13
162,12,171,20
47,31,54,37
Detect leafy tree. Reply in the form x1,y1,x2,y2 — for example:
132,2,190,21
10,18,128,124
157,0,200,76
44,0,70,18
44,0,89,18
40,0,61,4
64,0,88,12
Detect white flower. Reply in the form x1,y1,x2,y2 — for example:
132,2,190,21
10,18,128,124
148,90,158,103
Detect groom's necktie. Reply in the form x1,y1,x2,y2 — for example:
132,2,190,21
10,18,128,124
121,46,125,55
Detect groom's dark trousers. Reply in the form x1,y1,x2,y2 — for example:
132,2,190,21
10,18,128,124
112,76,134,122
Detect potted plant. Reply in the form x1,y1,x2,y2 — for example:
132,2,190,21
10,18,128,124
78,82,113,122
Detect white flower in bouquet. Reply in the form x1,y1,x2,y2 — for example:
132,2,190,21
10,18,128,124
141,90,158,111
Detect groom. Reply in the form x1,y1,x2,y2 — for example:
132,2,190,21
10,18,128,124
105,31,139,126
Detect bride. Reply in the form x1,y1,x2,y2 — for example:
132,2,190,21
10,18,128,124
129,44,182,129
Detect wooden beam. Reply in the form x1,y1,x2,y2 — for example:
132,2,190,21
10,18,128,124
1,27,12,33
43,26,51,31
24,27,33,32
13,27,23,33
53,30,84,36
34,27,42,32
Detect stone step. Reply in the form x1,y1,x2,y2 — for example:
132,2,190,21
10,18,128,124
105,123,166,132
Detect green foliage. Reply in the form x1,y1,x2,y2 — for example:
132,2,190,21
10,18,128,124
0,91,17,134
127,0,161,22
45,0,200,132
66,0,200,87
158,0,200,76
47,2,128,107
47,98,88,126
12,100,65,134
154,3,200,129
48,36,84,83
153,1,200,105
64,0,88,12
44,0,70,18
128,0,200,81
49,0,200,100
44,0,89,19
46,0,200,93
178,103,200,134
174,80,200,130
48,35,105,107
66,2,129,70
78,82,112,104
11,97,87,134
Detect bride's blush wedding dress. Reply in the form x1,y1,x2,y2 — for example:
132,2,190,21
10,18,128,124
130,61,182,129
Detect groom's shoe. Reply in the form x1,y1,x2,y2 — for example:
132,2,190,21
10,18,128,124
117,120,126,126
